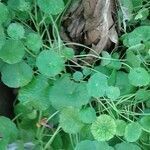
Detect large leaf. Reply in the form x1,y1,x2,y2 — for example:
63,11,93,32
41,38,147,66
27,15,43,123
18,75,51,110
36,50,64,77
75,140,114,150
37,0,65,15
0,2,9,24
49,75,90,109
91,115,116,141
59,107,84,134
1,61,33,88
87,72,108,98
0,39,25,64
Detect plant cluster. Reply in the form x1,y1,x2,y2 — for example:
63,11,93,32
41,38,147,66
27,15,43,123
0,0,150,150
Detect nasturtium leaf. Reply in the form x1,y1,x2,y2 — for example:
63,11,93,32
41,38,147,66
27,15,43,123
0,2,9,24
82,67,92,76
128,67,150,87
0,39,25,64
25,33,42,53
0,25,6,49
115,142,141,150
7,23,25,39
135,8,149,20
61,47,74,60
79,107,96,124
0,116,18,144
101,51,111,66
87,72,108,98
106,86,120,100
36,50,64,77
75,140,114,150
115,119,127,136
73,71,83,81
59,107,84,134
115,71,136,95
140,116,150,132
91,115,116,141
49,75,90,109
37,0,65,15
124,122,142,142
18,75,50,110
108,70,117,86
127,44,145,53
1,61,33,88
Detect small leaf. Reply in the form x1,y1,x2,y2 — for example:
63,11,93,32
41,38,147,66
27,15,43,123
7,23,25,39
87,72,108,98
0,2,9,24
61,47,74,60
59,107,84,134
73,71,83,81
0,39,25,64
91,115,116,141
79,107,96,124
1,61,33,88
115,142,141,150
115,119,127,136
101,51,111,66
37,0,65,15
135,8,149,20
25,33,42,53
128,67,150,87
135,89,150,102
124,122,142,142
75,140,114,150
36,50,64,77
106,86,120,100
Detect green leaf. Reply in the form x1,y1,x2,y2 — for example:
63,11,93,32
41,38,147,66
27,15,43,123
36,50,64,77
87,72,108,98
25,33,43,53
115,119,127,136
0,2,9,24
75,140,114,150
0,116,18,145
79,107,96,124
7,23,25,39
1,61,33,88
101,51,111,66
73,71,83,81
140,116,150,132
18,75,50,110
59,107,84,134
124,122,142,142
115,71,136,95
49,75,90,109
128,67,150,87
135,89,150,102
91,115,116,141
115,142,141,150
106,86,120,100
61,47,74,60
37,0,65,15
0,25,6,49
0,39,25,64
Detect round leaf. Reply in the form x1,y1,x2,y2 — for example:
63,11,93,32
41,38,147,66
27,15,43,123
37,0,65,15
0,2,9,24
115,119,127,136
106,86,120,100
87,72,108,98
128,67,150,86
25,33,42,53
0,39,25,64
7,23,25,39
1,61,33,88
91,115,116,141
49,76,90,109
36,50,64,77
140,116,150,132
73,71,83,81
124,122,142,142
79,107,96,124
59,107,84,134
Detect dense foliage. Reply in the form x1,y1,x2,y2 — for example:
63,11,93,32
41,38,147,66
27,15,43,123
0,0,150,149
